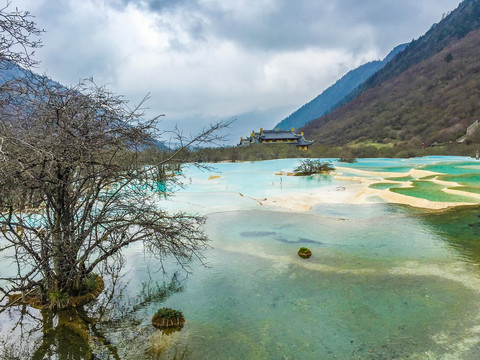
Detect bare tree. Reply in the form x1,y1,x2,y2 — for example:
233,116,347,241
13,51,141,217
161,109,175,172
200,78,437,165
0,0,43,69
0,76,226,310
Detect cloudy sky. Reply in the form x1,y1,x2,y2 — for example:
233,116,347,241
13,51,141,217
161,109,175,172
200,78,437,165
20,0,461,144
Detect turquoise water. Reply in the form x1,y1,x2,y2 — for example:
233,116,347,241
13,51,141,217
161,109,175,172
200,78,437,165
118,205,480,359
390,181,479,203
335,156,473,174
421,161,480,175
180,159,337,198
438,173,480,185
369,182,399,190
2,157,480,359
138,157,480,359
450,186,480,194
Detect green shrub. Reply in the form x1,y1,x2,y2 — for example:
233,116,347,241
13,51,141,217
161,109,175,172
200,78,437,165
81,273,100,294
338,157,357,163
154,307,184,320
48,290,70,308
293,159,334,176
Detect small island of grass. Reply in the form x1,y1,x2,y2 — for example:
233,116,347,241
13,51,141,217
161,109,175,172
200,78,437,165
152,307,186,329
293,159,334,176
297,247,312,259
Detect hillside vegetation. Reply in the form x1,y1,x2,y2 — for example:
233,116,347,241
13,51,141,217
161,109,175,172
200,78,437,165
301,0,480,147
363,0,480,91
302,29,480,146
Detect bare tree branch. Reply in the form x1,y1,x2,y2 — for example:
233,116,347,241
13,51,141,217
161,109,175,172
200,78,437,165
0,76,223,310
0,1,43,70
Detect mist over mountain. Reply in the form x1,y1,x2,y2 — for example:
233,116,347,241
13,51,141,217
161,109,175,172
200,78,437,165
0,61,169,150
274,44,407,131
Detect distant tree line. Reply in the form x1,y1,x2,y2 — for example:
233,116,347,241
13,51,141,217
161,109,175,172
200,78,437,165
178,140,480,163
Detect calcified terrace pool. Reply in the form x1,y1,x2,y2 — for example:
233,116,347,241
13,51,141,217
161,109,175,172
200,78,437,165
2,156,480,359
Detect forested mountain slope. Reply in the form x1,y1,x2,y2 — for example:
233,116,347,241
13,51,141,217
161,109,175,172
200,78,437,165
301,29,480,145
274,44,406,131
362,0,480,92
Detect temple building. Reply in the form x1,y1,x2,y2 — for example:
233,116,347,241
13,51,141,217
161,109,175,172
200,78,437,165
239,128,314,150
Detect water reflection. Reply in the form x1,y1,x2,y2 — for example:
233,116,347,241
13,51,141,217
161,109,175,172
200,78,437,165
0,271,187,360
32,309,95,360
3,204,480,359
418,205,480,265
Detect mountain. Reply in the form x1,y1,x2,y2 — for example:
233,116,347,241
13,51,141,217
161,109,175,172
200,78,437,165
0,61,169,151
302,29,480,146
361,0,480,92
0,61,30,81
301,0,480,146
274,44,407,131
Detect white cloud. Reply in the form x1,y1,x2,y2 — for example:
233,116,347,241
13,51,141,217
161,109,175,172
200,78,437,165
19,0,462,142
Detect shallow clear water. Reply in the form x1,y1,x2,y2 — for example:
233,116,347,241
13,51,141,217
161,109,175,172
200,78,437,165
136,157,480,359
180,159,337,198
2,157,480,359
438,173,480,186
121,205,480,359
421,161,480,175
450,185,480,194
369,182,399,190
336,156,474,174
390,181,479,203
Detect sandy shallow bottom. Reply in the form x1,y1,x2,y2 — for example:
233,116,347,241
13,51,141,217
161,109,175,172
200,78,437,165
260,182,368,211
